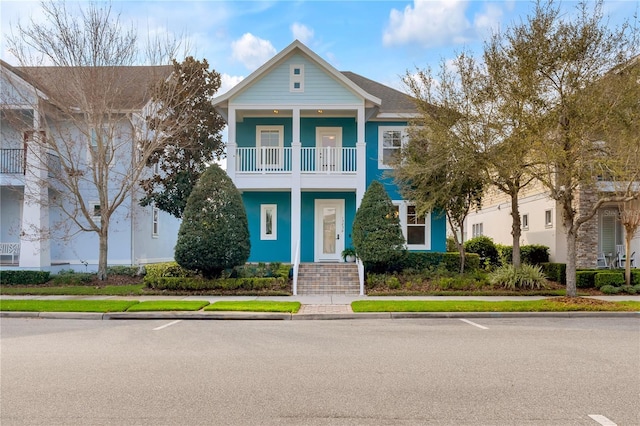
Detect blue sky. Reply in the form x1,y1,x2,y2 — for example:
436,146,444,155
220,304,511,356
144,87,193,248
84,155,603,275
2,0,638,95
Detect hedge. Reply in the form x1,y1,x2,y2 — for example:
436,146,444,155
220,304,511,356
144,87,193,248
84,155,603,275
576,270,598,288
146,276,288,292
498,245,550,265
594,272,625,289
387,252,480,273
0,270,51,285
541,263,566,284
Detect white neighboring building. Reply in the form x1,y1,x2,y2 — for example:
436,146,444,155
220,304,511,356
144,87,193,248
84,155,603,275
0,60,180,272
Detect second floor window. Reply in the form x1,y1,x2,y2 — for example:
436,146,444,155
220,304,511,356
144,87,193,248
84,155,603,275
89,126,113,164
379,126,406,169
256,125,283,169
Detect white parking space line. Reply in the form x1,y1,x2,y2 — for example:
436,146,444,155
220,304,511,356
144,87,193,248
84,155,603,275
588,415,617,425
459,319,489,330
153,320,182,331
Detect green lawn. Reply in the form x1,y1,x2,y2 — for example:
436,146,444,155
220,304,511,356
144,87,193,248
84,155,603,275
0,285,145,296
351,299,640,312
126,301,209,312
0,299,138,312
205,301,301,313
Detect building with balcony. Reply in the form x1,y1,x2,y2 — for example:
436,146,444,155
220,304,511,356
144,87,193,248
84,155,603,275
0,60,180,271
212,40,446,267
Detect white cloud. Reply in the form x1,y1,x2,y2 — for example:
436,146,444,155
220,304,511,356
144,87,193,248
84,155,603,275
473,3,504,36
383,0,471,47
231,33,276,71
218,73,244,96
291,22,314,44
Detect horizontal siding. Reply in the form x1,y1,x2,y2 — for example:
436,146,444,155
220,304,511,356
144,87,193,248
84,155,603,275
231,53,362,106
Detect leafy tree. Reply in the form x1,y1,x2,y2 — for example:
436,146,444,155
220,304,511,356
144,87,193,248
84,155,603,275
391,88,485,273
352,181,405,272
174,164,250,278
140,56,226,218
490,0,640,296
3,0,185,280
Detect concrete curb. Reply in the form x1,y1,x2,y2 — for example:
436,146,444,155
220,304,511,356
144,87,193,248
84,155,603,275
2,311,639,320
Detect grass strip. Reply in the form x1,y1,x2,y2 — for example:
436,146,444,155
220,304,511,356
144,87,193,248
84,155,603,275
351,299,640,313
205,301,301,313
0,299,138,313
126,301,209,312
0,285,145,296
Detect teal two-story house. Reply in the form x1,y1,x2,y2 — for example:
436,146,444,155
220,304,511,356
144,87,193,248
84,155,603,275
212,41,445,279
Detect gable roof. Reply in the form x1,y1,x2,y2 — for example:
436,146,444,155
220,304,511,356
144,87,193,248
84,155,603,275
212,40,382,108
1,59,172,111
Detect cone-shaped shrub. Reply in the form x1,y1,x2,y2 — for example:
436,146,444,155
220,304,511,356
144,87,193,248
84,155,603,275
174,164,250,278
352,181,406,272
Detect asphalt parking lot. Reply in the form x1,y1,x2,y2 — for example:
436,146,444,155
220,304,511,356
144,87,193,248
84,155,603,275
1,317,639,425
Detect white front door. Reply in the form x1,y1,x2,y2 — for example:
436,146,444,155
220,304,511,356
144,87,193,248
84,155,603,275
315,199,345,262
316,127,342,172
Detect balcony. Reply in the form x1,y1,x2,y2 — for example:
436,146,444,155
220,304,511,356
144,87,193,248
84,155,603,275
0,149,62,181
231,145,363,190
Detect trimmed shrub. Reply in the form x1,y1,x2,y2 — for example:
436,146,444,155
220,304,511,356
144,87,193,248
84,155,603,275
464,236,499,268
446,236,459,252
488,264,548,290
600,285,620,295
146,276,288,293
394,252,480,273
594,272,625,289
106,266,141,277
0,270,50,285
497,245,550,265
352,181,406,272
620,285,637,295
541,263,566,284
175,164,250,278
576,270,598,288
631,270,640,285
51,270,93,285
144,262,198,285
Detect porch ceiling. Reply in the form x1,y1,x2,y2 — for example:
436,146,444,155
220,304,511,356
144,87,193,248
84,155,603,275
236,109,358,121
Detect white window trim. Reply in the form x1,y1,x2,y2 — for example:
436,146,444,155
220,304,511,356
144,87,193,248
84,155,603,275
260,204,277,240
545,209,553,228
152,206,159,238
392,200,431,250
90,201,101,223
256,125,284,169
378,126,407,169
522,213,529,230
472,223,484,238
290,64,304,92
87,125,114,166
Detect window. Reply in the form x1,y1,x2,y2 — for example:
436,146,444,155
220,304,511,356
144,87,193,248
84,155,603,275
522,214,529,230
89,126,113,164
256,126,284,169
545,210,553,228
290,64,304,92
392,201,430,249
152,206,159,237
472,223,483,238
90,202,101,223
378,126,406,168
260,204,277,240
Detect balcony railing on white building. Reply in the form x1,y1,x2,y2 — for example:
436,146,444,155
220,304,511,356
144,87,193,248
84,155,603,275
235,146,357,174
0,149,25,174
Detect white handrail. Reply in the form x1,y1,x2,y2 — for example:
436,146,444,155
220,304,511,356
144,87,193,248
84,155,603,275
357,258,365,296
292,239,300,296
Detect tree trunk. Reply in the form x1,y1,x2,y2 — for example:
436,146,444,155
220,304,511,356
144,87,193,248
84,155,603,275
97,226,109,281
510,191,522,268
565,222,578,297
624,232,632,286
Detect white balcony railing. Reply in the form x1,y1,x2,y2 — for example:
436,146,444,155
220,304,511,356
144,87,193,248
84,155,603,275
235,146,357,174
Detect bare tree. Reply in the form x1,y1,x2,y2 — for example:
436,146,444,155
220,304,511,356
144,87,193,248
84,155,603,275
2,1,199,279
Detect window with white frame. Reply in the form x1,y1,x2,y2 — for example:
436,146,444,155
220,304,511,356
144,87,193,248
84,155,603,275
392,201,430,249
545,209,553,228
290,64,304,92
522,214,529,230
256,125,283,169
260,204,277,240
90,202,101,222
472,223,483,238
378,126,406,168
152,206,159,237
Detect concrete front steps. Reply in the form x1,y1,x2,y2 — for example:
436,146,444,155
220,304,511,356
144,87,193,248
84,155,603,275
296,263,360,295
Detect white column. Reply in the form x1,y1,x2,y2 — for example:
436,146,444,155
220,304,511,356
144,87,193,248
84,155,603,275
356,106,366,208
226,107,236,180
19,127,51,269
290,108,301,265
